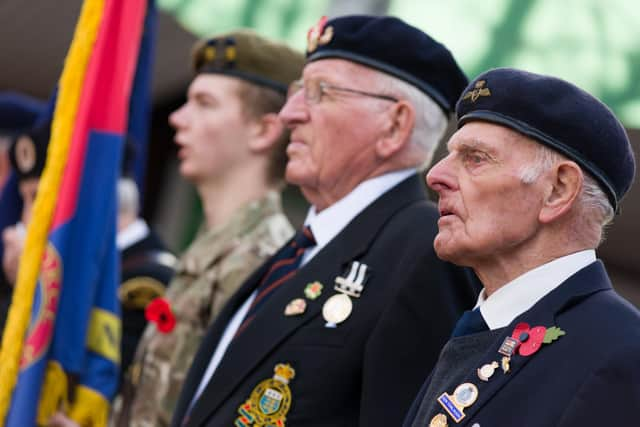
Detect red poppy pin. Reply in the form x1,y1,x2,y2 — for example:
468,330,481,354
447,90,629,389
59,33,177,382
145,297,176,333
511,322,565,356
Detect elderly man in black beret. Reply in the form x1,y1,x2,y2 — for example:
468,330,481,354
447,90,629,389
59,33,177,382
172,15,480,427
403,68,640,427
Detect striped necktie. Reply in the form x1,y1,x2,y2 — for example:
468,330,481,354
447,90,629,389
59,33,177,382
235,226,316,337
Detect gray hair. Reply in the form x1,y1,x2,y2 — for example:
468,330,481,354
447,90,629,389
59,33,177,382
374,72,448,167
518,144,614,242
117,177,140,216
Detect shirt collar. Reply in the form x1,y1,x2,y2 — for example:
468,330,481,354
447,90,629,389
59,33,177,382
475,249,596,330
302,168,415,263
117,218,150,250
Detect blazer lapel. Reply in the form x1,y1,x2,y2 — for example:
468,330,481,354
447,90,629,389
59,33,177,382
174,259,274,425
435,261,612,426
187,174,428,424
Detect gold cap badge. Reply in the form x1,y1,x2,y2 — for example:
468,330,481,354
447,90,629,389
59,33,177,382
14,135,37,173
307,16,333,53
462,80,491,102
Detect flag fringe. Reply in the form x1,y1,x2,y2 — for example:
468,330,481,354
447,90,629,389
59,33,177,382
68,385,109,427
36,361,69,424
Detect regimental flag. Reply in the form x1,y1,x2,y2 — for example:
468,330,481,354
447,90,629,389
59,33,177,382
0,0,151,426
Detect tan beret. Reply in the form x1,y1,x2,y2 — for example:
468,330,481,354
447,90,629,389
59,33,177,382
192,29,304,94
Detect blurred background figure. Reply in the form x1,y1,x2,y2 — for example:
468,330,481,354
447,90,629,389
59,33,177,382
0,91,47,338
116,170,176,385
1,117,176,379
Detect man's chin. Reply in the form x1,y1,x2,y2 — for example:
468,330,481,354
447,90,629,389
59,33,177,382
433,237,465,265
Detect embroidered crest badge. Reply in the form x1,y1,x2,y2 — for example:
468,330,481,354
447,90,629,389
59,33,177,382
235,363,296,427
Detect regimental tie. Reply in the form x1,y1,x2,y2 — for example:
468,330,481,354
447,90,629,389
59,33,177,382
235,226,316,337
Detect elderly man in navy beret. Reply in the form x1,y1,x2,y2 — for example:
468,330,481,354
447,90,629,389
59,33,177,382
404,68,640,427
172,15,480,427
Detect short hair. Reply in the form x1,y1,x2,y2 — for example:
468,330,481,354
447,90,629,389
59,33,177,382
118,177,140,216
519,144,614,243
234,81,289,188
374,71,448,168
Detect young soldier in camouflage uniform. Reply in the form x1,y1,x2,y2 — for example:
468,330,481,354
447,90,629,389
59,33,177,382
110,30,304,427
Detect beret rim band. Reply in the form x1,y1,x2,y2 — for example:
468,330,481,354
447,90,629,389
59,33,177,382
307,49,451,114
458,110,619,211
196,67,288,94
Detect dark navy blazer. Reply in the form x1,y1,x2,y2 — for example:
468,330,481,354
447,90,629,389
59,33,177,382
172,175,480,427
404,260,640,427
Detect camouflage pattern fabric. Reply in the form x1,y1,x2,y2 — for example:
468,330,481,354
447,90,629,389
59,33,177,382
112,192,293,427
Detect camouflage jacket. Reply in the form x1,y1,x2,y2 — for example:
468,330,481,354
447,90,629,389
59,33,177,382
113,192,293,427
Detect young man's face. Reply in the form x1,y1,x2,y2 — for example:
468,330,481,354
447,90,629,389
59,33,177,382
169,74,255,185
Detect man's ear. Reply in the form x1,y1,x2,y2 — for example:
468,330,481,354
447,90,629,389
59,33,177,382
375,101,415,159
539,161,583,223
247,113,284,153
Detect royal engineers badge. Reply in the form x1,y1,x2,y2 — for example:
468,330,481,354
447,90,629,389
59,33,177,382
235,363,296,427
437,383,479,423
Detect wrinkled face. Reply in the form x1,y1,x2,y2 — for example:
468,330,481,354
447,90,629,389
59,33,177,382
426,122,545,267
19,177,39,225
169,74,253,184
279,59,389,207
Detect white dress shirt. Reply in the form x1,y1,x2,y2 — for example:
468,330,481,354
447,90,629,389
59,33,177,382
475,250,597,330
116,218,149,251
190,168,416,406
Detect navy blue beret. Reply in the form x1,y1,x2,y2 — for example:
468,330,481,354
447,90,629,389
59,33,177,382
305,15,468,114
9,120,51,181
456,68,635,212
0,92,46,135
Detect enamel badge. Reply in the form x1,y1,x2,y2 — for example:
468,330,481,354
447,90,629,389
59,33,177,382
437,383,478,423
235,363,296,427
430,413,449,427
284,298,306,316
477,361,499,381
304,281,323,300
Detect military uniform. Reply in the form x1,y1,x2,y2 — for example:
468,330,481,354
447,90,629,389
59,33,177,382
114,192,293,427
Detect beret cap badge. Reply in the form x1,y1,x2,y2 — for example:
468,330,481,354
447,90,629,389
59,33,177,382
307,16,334,53
15,135,37,174
462,80,491,103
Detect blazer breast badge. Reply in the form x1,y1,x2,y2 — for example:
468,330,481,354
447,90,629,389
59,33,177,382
235,363,296,427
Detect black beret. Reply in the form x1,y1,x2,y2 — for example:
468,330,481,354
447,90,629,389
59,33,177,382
456,68,635,212
9,120,51,182
192,29,304,95
305,15,468,114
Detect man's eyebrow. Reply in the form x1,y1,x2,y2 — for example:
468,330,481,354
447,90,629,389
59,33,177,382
446,137,492,152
